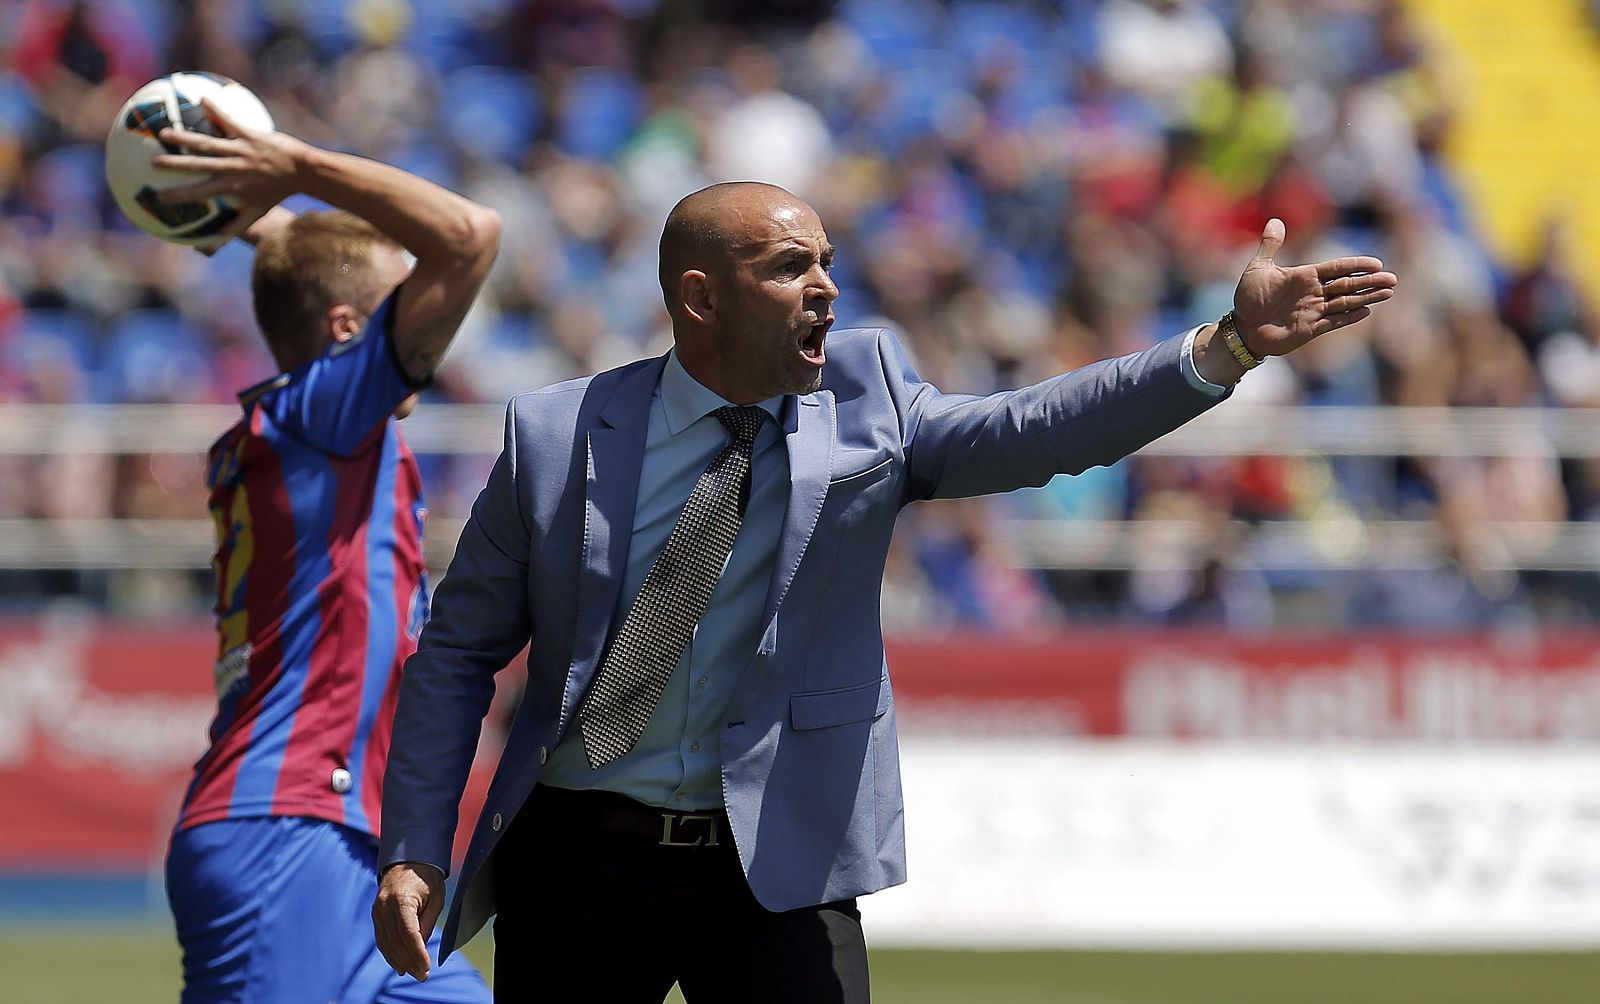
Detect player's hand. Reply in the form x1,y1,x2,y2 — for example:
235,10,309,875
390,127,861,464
373,861,447,982
1231,218,1398,357
149,98,308,241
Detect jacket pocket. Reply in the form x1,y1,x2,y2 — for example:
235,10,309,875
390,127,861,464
790,677,889,730
829,451,893,488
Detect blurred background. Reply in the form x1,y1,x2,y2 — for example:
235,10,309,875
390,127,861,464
4,0,1600,1000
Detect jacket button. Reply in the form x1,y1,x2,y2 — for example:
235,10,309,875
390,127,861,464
491,812,502,832
539,745,548,764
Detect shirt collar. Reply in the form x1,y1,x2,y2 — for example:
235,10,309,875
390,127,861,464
237,371,290,409
659,350,785,437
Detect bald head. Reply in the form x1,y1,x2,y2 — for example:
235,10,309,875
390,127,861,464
658,182,811,314
656,181,838,403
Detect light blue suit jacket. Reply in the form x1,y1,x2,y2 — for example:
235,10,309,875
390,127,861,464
379,326,1225,957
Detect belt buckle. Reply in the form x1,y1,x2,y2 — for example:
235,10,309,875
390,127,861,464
659,811,720,848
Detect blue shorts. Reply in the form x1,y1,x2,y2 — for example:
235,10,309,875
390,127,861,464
166,816,490,1004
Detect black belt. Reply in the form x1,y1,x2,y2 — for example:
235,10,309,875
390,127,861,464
527,784,730,849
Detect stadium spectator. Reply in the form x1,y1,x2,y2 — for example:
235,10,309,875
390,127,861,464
1185,45,1297,201
1504,216,1593,357
1129,506,1274,629
1536,312,1600,409
165,0,257,85
706,44,833,198
325,12,435,162
1098,0,1233,126
10,0,159,143
500,0,633,72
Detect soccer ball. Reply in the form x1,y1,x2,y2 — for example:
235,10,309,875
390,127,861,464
104,72,275,247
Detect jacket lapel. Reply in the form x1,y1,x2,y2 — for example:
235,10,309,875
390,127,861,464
757,390,835,633
560,357,663,735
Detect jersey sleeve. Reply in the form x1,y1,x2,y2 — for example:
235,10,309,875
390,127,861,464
252,289,426,456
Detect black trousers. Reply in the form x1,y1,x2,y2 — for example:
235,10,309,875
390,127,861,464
491,785,870,1003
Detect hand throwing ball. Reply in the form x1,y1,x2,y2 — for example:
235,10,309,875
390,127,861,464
105,72,274,246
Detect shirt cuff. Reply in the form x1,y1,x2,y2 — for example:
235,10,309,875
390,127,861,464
1179,323,1230,397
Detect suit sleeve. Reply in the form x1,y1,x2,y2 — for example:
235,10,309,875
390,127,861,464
254,290,426,457
886,329,1228,502
379,398,533,874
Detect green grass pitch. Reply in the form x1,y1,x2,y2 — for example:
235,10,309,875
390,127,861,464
5,926,1599,1003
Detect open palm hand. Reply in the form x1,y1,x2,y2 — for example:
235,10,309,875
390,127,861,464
1234,219,1398,358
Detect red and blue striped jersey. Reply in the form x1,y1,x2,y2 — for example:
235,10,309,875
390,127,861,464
177,293,430,839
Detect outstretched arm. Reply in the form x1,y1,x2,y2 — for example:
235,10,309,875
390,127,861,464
899,219,1398,500
1191,218,1398,386
152,100,500,384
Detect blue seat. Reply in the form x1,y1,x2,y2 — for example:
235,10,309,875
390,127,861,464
948,2,1055,60
873,52,970,149
18,310,98,369
293,0,356,56
994,50,1072,121
556,67,641,162
199,237,259,291
0,71,39,134
1048,1,1104,66
385,142,459,190
118,0,176,38
4,310,99,399
441,65,541,165
481,310,543,350
840,0,944,69
99,309,215,403
403,3,479,74
830,286,880,330
1151,306,1196,347
34,145,104,221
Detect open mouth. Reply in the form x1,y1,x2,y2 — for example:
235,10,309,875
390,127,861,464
799,317,831,365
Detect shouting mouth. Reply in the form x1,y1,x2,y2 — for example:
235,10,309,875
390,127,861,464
800,316,831,366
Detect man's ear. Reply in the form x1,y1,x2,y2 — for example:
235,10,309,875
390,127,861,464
325,304,365,343
679,271,714,325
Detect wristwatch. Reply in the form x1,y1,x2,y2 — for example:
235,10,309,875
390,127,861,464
1218,310,1263,371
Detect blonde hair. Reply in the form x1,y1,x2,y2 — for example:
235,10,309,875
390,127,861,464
251,211,400,368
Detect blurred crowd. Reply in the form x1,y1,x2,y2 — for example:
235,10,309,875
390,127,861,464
2,0,1598,630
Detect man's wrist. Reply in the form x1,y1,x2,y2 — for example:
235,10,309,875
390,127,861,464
1217,310,1264,372
292,142,340,202
384,859,447,884
1190,320,1249,387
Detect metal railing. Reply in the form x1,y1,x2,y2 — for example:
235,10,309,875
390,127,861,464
0,403,1593,571
1,403,1596,458
0,516,1586,573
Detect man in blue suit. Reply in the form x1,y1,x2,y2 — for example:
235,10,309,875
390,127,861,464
372,182,1397,1001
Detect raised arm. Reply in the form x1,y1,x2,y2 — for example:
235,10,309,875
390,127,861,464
153,99,500,384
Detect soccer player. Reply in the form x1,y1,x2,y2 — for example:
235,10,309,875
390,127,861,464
153,100,498,1003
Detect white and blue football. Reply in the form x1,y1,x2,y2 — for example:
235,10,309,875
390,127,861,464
104,72,275,247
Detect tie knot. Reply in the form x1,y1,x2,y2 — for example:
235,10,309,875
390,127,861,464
714,405,766,447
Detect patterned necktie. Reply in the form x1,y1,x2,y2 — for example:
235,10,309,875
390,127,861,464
578,404,768,769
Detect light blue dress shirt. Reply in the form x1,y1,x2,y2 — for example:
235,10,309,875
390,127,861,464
542,351,788,810
544,333,1220,809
